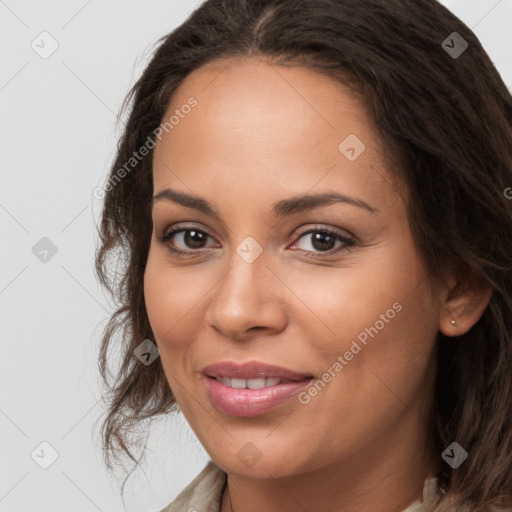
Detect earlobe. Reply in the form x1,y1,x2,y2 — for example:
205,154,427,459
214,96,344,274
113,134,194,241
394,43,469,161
438,272,493,337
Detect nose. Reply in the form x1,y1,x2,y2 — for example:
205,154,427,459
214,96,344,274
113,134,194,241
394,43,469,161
204,251,288,341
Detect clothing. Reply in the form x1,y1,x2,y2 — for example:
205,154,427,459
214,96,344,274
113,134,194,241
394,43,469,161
159,459,440,512
159,460,226,512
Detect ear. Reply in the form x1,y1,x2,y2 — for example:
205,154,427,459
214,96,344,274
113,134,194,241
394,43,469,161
439,269,493,337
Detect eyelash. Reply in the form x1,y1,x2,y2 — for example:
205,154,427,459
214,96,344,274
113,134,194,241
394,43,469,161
156,224,355,259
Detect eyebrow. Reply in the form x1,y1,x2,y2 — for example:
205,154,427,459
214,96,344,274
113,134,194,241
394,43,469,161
152,188,379,218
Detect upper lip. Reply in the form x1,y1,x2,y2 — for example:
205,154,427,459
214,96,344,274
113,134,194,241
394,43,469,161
202,361,313,381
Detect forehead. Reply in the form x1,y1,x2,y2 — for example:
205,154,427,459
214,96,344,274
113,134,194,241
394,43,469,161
152,56,398,211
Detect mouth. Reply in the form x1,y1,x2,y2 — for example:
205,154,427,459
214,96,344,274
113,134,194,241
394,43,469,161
201,360,314,417
202,360,314,381
207,375,305,389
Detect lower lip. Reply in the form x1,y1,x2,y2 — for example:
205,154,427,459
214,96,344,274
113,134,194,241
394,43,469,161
203,376,312,417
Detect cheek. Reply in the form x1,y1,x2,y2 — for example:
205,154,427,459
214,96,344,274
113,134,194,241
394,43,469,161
277,259,408,350
143,247,200,350
284,242,438,367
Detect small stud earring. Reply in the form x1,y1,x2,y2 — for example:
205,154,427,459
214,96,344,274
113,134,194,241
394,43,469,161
451,319,457,327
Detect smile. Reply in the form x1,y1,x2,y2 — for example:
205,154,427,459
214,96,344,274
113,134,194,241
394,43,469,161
213,376,297,388
204,375,313,417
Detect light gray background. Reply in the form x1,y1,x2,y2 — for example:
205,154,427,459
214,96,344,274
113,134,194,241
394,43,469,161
1,1,511,511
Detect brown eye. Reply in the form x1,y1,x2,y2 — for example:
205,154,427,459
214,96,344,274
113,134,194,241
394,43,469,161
156,226,218,255
180,229,208,249
289,227,355,257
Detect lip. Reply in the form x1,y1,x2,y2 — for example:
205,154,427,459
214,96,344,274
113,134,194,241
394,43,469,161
202,361,314,417
202,361,313,380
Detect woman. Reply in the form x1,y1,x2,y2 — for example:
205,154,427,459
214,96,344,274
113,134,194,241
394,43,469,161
95,0,512,510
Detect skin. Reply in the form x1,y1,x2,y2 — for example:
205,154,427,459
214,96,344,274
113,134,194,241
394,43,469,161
144,56,492,512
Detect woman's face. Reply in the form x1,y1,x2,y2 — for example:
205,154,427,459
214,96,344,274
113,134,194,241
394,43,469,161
145,56,443,478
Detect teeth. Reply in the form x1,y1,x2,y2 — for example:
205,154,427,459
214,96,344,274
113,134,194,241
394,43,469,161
216,377,284,388
231,378,248,389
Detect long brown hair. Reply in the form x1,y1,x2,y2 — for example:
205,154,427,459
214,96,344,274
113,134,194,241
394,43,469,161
95,0,512,508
